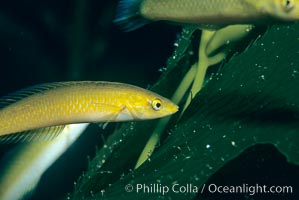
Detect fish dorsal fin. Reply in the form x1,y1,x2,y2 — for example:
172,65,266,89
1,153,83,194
0,125,66,144
0,82,75,109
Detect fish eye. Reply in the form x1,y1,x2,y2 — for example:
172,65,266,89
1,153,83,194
151,99,162,111
281,0,295,12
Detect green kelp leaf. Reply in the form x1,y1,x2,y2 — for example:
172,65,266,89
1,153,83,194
72,23,299,200
154,26,199,95
72,27,198,199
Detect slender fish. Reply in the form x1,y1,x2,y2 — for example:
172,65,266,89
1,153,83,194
0,81,178,142
114,0,299,31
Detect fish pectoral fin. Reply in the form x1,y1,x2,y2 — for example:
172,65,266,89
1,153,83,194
96,106,127,129
92,101,133,122
106,105,129,121
94,104,130,124
0,125,66,144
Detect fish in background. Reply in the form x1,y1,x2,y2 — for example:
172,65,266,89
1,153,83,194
0,123,89,200
114,0,299,31
0,81,178,143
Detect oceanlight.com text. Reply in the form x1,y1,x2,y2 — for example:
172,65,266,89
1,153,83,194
205,183,293,196
124,183,293,196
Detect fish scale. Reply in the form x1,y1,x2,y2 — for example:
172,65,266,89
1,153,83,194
141,0,259,22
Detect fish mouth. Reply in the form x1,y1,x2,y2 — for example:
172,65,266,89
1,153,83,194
174,105,179,112
164,104,179,116
171,104,179,114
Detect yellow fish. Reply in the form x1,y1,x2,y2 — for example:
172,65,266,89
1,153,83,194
114,0,299,31
0,81,178,142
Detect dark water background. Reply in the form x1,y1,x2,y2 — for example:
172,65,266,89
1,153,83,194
0,0,179,95
0,1,298,200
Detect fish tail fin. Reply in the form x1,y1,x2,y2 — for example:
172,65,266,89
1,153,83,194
114,0,150,31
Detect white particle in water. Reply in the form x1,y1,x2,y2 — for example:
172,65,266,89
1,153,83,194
188,50,194,55
193,175,199,181
206,164,213,170
129,123,135,130
184,156,191,160
158,67,167,72
292,70,298,78
90,190,94,196
206,123,212,130
184,29,190,34
99,171,112,174
96,163,102,168
206,144,211,149
231,141,236,147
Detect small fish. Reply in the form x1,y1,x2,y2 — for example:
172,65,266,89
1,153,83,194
114,0,299,31
0,81,178,142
